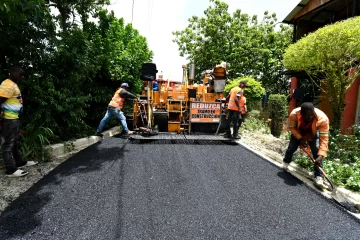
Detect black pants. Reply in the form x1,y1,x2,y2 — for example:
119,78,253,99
1,119,25,173
226,110,240,136
283,134,323,177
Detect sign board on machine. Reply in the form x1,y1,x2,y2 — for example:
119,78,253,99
190,102,221,123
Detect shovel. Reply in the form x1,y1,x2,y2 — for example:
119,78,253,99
300,144,359,213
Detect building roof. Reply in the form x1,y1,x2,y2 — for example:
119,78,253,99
283,0,354,24
283,0,311,23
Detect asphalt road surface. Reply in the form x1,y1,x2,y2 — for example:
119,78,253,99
0,135,359,239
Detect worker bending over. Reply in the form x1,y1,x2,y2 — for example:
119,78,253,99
283,102,329,189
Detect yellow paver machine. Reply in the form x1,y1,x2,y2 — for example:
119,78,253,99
130,62,230,141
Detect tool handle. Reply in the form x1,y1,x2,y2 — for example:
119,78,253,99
300,145,336,193
300,145,328,178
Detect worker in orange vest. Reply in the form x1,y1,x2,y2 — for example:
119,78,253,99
224,80,247,139
283,102,329,189
95,83,138,137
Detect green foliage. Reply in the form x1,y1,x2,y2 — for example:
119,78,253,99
240,115,270,135
283,16,360,130
325,128,360,191
21,127,54,162
293,154,313,171
267,94,287,137
173,0,292,94
0,0,56,79
267,94,288,118
224,77,265,111
294,125,360,192
49,0,110,31
1,0,153,159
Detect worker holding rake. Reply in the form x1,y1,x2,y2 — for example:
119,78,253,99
283,102,330,189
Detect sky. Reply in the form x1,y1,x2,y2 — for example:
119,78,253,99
106,0,300,81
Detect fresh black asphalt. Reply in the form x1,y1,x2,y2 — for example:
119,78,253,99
0,135,359,239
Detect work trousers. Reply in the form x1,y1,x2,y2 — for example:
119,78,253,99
283,134,323,177
226,110,240,137
1,119,25,174
97,106,129,133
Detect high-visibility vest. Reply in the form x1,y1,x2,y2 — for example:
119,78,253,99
227,86,241,111
109,88,125,109
239,96,246,114
288,107,329,157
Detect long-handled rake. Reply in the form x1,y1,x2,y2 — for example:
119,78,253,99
300,144,359,213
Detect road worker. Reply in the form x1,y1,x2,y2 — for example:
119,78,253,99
225,80,247,139
283,102,330,189
95,83,138,137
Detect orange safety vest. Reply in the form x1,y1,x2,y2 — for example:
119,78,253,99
109,88,125,109
227,86,241,111
288,107,329,157
239,96,246,114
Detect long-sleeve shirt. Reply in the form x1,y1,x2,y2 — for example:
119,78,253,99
119,89,137,100
288,107,329,157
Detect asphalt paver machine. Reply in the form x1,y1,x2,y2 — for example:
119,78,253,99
131,62,230,141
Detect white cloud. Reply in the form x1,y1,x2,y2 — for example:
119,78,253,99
107,0,300,81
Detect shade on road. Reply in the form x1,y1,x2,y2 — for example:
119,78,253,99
0,136,359,239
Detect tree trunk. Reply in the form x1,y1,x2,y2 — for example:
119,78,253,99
328,71,347,131
331,94,345,131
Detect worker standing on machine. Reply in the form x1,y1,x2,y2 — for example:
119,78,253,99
95,83,138,137
225,80,248,139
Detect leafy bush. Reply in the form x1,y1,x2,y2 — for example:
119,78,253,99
294,125,360,192
283,16,360,130
294,153,313,171
224,77,266,111
326,129,360,191
240,115,270,134
266,94,288,138
21,127,54,162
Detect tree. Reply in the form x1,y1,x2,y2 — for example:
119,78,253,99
83,9,153,125
283,16,360,130
47,0,110,31
0,0,153,160
0,0,56,78
24,9,153,140
172,0,292,94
